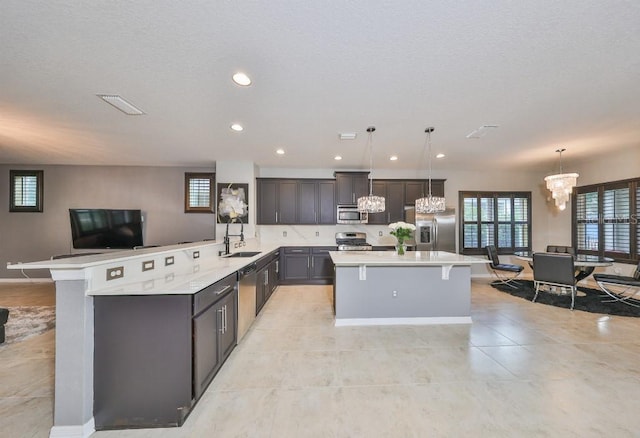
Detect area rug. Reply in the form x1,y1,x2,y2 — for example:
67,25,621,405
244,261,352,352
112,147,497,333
1,306,56,346
490,280,640,317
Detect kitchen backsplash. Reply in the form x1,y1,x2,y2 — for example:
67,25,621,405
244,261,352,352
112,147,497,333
256,224,399,246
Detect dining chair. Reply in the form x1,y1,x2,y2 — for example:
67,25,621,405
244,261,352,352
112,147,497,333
546,245,575,255
485,245,524,288
593,261,640,307
533,252,577,310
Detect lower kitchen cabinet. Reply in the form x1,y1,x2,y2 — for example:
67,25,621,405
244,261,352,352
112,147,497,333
256,250,280,314
281,246,336,285
193,276,237,400
93,273,238,430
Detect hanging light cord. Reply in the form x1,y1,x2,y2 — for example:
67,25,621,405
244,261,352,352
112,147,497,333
556,148,565,173
426,127,435,197
367,126,375,196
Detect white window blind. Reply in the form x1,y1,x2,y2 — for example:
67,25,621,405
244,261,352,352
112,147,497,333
188,178,211,208
13,175,38,207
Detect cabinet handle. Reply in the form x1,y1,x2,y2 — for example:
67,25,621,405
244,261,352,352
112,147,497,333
311,257,314,268
218,308,224,333
275,211,278,223
215,284,232,295
352,193,355,203
290,249,304,253
264,270,269,285
224,305,228,333
275,261,279,273
307,257,310,269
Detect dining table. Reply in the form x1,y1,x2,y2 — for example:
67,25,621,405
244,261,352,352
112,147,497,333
514,251,614,282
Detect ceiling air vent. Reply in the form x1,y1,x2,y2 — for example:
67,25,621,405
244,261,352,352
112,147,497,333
339,132,357,140
97,94,146,115
466,125,499,139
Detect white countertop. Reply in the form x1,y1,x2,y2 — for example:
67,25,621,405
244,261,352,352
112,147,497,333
330,250,490,266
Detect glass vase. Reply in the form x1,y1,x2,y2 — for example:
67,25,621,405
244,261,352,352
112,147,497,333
396,242,406,255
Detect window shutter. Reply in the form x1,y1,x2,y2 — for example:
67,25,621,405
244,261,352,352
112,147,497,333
602,187,630,255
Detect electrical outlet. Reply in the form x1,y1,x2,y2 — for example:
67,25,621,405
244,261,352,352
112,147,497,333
316,231,319,237
193,251,200,259
106,266,124,281
283,231,287,237
165,273,174,282
193,264,200,273
142,260,154,271
392,290,398,298
379,231,383,236
165,256,174,266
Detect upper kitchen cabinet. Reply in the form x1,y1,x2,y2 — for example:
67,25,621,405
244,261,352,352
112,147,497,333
404,180,445,205
335,172,369,205
367,181,405,224
297,180,336,224
257,179,297,224
257,179,335,225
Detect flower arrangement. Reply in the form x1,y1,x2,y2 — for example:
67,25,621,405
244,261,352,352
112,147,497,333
388,221,416,255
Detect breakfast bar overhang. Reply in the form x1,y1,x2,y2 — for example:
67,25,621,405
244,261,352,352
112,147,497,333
329,251,490,326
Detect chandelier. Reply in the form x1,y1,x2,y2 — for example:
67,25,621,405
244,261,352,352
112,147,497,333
544,148,579,211
357,126,386,213
416,127,446,213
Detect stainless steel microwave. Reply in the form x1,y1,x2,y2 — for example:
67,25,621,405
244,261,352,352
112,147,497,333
336,205,368,224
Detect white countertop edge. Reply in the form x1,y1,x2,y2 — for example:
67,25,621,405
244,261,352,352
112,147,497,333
329,251,490,266
334,316,473,326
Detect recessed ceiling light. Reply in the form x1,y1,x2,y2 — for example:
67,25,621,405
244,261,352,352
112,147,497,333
276,149,285,155
96,94,145,115
436,153,445,158
339,133,357,140
232,72,252,86
334,155,342,160
390,155,398,161
230,123,243,132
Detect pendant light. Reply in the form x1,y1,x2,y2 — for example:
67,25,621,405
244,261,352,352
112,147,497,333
544,148,579,211
357,126,386,213
416,127,446,213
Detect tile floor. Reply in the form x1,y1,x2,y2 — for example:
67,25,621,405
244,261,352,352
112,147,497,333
2,279,640,437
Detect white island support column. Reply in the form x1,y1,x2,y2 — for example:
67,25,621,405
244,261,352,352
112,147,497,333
330,251,490,326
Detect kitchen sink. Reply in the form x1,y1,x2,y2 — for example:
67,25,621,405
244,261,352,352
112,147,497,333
223,251,261,258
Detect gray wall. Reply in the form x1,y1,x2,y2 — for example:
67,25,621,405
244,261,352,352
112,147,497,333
1,165,216,279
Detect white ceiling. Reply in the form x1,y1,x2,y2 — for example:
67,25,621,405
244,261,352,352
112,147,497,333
1,1,639,172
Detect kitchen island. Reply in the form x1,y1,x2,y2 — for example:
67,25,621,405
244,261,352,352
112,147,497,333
7,240,279,438
330,250,489,326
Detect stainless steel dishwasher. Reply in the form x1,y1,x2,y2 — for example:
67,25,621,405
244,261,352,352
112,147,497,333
237,263,257,341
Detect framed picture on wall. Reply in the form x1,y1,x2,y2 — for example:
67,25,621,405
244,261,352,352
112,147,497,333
217,183,249,224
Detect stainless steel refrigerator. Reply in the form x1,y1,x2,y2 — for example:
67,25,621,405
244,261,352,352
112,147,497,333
406,207,456,252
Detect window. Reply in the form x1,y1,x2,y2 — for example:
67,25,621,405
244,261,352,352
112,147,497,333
573,177,639,263
184,173,215,213
460,191,531,255
10,170,43,212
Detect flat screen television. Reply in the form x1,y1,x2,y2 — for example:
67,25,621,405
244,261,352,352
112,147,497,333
69,209,143,249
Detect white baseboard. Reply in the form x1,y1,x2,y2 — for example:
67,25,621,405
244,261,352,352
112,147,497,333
0,278,52,283
49,418,95,438
335,316,472,327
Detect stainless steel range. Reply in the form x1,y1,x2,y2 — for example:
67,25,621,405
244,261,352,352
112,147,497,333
335,232,372,251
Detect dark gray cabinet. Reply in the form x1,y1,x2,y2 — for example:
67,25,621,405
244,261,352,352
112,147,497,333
335,172,369,205
192,273,237,400
257,179,335,225
367,181,405,224
281,246,336,284
404,180,445,205
94,295,193,429
256,250,280,314
93,273,238,430
256,179,297,224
